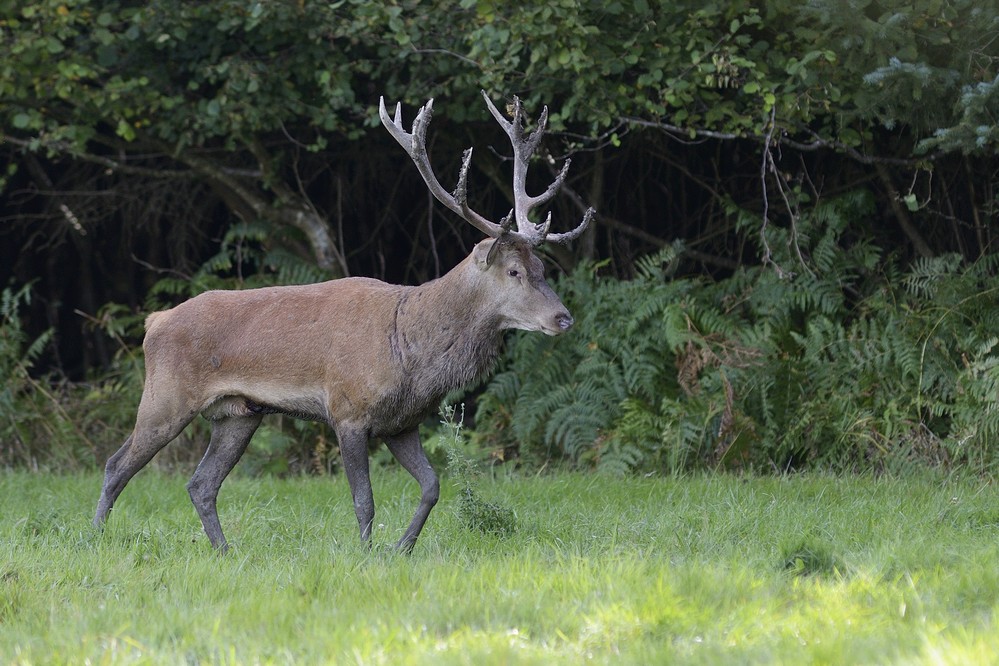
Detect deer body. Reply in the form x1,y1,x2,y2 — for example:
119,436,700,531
151,255,507,436
94,93,593,552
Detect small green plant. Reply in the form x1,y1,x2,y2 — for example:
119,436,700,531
439,404,516,537
781,539,842,578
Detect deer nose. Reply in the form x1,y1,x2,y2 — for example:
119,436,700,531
556,312,574,332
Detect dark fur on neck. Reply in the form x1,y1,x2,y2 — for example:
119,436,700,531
374,272,503,436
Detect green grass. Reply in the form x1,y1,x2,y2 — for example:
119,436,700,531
1,469,997,664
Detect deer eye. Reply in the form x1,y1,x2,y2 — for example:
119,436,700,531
507,269,520,278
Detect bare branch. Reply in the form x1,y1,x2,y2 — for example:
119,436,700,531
2,134,195,179
620,116,946,167
176,144,347,276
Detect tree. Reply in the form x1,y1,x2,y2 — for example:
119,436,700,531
1,0,383,275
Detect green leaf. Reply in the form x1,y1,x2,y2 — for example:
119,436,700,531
96,44,119,68
115,119,135,141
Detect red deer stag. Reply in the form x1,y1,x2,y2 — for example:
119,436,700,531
93,91,594,552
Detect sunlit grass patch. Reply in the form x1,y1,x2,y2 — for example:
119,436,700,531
0,469,996,664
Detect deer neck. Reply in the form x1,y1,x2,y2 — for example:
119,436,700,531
390,257,502,388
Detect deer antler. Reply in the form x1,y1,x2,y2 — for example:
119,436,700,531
379,92,594,246
379,97,503,238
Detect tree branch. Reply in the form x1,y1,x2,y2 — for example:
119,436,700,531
620,117,946,167
175,144,347,277
2,134,195,179
875,162,934,258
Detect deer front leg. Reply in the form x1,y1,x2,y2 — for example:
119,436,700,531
386,428,439,553
337,425,374,544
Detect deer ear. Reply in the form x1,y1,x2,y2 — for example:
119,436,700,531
474,238,502,270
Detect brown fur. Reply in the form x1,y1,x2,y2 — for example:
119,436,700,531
93,237,573,552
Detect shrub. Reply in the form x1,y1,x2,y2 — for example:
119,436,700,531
0,285,104,469
474,190,999,475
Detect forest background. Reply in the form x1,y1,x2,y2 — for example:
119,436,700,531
2,0,999,477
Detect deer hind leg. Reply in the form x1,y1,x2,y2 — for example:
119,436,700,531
187,413,262,551
93,396,199,528
386,428,439,553
337,425,375,545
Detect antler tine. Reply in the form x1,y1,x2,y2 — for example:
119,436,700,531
510,97,526,142
411,100,433,150
379,97,503,238
454,147,481,224
498,210,515,232
546,207,595,246
532,157,571,212
523,105,548,160
379,96,414,153
537,211,552,239
482,90,513,133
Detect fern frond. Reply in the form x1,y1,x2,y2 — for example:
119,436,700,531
634,240,685,281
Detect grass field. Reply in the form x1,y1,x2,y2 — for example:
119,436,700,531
1,468,997,664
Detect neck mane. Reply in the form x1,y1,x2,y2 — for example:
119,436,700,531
390,257,504,406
